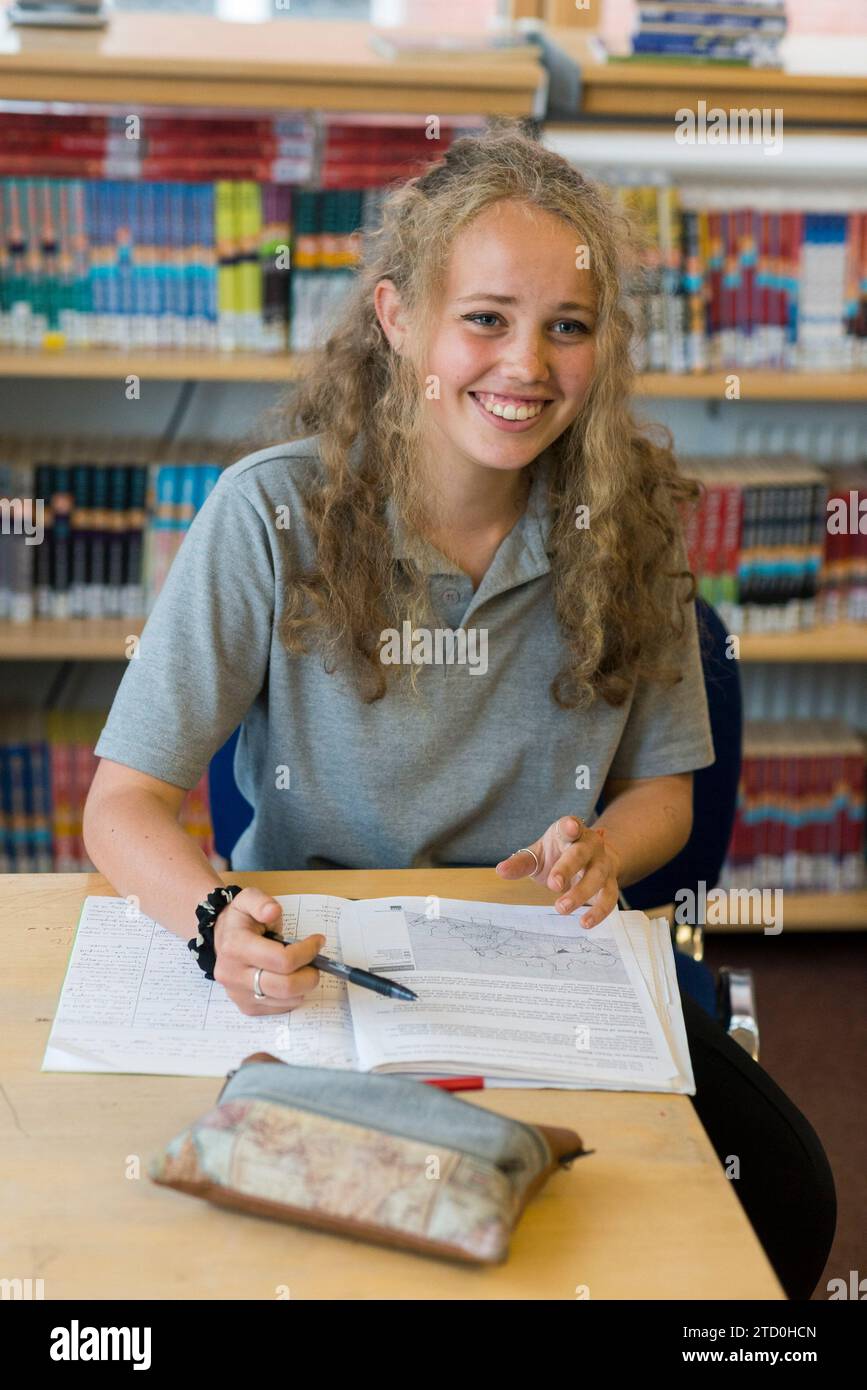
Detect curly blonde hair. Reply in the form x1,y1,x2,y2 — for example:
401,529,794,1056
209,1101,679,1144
253,122,698,708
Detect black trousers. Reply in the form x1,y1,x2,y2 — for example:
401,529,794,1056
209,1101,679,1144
681,992,837,1301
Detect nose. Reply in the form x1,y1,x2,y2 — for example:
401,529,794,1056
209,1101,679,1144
497,327,550,385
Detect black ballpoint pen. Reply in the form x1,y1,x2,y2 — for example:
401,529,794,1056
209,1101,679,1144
261,929,417,1001
312,954,418,1002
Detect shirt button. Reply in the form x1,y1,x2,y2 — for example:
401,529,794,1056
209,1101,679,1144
442,587,460,604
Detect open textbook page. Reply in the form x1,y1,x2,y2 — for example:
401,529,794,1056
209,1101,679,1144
339,896,688,1090
484,912,693,1093
42,894,693,1092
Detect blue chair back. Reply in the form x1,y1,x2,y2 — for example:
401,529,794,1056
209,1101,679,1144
208,726,253,864
623,598,743,1017
622,598,743,911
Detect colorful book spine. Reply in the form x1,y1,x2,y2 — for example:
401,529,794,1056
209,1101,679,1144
0,707,219,871
1,442,232,623
683,456,866,634
722,721,866,894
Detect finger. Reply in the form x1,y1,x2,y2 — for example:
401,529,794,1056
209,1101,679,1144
221,925,326,975
228,990,311,1018
547,837,596,893
214,892,282,954
579,880,621,930
555,815,584,844
495,841,544,879
230,887,284,928
251,964,321,1002
555,860,611,915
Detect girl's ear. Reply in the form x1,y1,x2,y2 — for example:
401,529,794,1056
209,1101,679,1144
374,278,409,355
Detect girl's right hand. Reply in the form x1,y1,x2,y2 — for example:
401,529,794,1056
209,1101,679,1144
212,886,325,1016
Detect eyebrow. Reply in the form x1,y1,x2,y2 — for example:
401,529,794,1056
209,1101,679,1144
455,294,596,312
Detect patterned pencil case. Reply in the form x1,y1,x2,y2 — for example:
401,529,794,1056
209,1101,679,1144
149,1052,588,1265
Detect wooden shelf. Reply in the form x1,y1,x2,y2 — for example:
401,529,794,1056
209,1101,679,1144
0,14,544,115
3,352,867,399
737,624,867,663
0,618,143,661
0,14,863,125
757,891,867,931
0,619,864,663
652,890,867,932
549,29,867,127
636,371,867,401
0,350,306,383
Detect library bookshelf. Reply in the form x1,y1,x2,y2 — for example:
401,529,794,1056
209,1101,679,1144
0,14,865,918
0,15,865,125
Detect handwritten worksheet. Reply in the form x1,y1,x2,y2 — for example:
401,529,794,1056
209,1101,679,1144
42,895,359,1077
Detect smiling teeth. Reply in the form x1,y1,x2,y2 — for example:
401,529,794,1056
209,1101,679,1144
475,393,547,421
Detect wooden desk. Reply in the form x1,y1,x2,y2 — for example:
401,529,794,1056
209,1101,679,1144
0,870,784,1300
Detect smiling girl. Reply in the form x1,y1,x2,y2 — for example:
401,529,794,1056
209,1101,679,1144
86,124,714,1006
83,122,836,1302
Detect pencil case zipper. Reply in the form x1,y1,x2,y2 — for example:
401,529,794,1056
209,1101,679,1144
216,1056,552,1176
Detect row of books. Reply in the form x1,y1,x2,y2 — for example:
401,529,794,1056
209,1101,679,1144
0,111,469,187
2,705,863,887
266,187,867,367
2,438,865,631
615,186,867,373
0,179,404,353
0,178,295,352
288,188,381,351
0,707,214,874
318,119,466,190
227,182,867,371
627,1,788,67
3,165,867,368
0,436,236,623
684,456,867,632
720,720,866,893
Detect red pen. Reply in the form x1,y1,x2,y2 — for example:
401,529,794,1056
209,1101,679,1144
424,1076,485,1091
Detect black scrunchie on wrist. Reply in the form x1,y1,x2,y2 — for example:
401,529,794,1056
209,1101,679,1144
189,884,244,980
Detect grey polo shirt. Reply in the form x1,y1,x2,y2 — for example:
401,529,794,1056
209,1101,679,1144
93,435,715,871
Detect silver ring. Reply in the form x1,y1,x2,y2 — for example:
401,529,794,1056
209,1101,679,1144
516,847,539,874
253,967,266,1000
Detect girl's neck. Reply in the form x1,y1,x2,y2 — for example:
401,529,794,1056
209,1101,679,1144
413,447,538,590
418,445,535,543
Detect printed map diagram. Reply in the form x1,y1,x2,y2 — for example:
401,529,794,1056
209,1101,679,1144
404,910,628,984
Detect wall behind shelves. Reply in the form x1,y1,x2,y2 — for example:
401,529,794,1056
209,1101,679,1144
0,378,279,451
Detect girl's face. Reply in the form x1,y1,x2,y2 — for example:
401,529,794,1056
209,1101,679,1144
423,199,598,473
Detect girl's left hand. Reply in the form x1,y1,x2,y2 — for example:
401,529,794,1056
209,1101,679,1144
495,816,622,928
